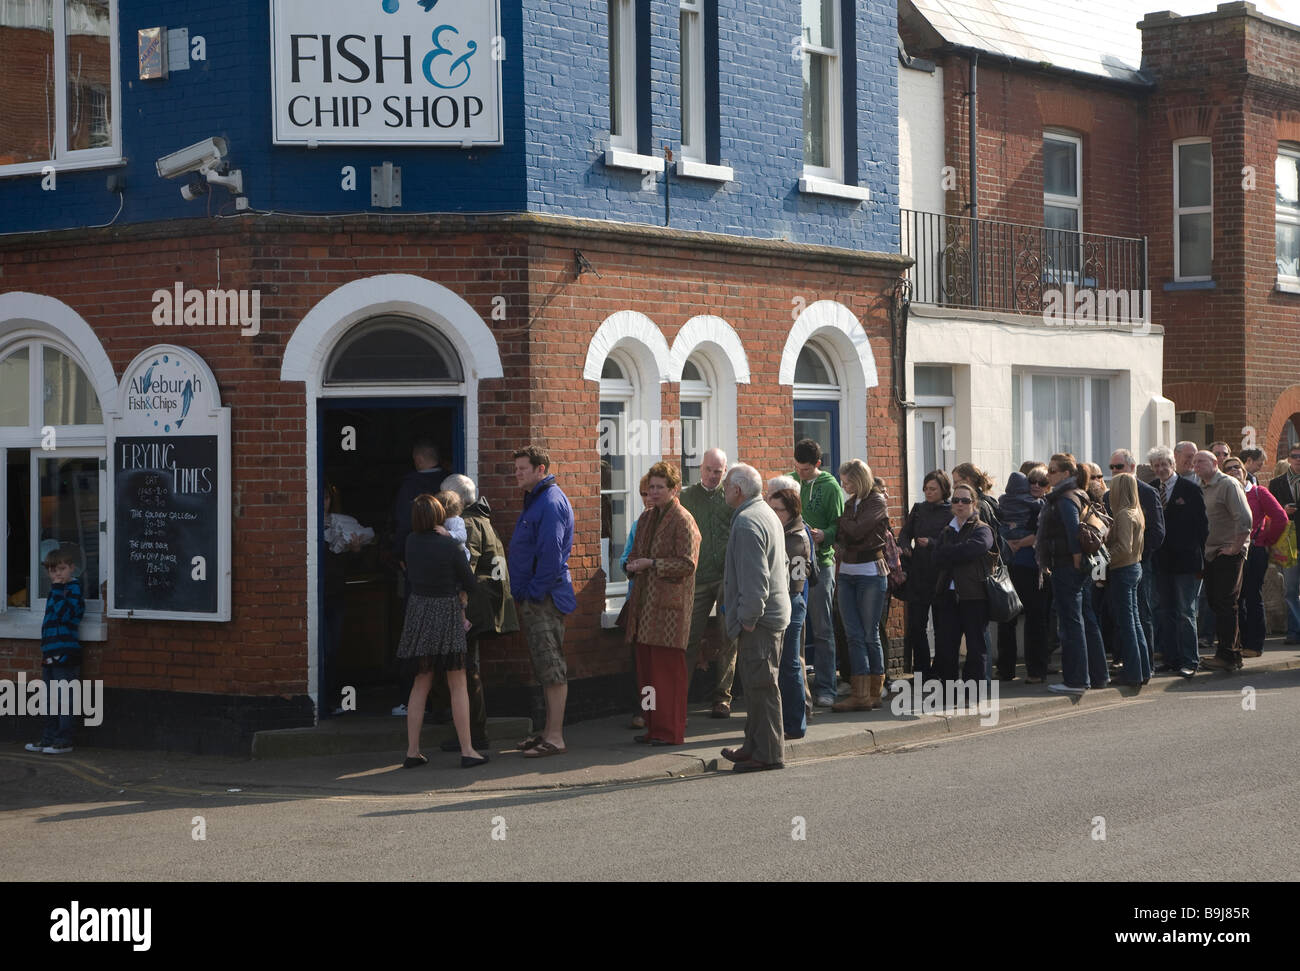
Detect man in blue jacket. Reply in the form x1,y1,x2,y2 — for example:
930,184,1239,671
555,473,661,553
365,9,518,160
1147,445,1209,677
1106,448,1166,675
508,445,575,758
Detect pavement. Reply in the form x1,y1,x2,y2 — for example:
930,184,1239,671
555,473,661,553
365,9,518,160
10,639,1299,800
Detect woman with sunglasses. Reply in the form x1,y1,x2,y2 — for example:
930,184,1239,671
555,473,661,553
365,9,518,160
931,483,995,685
1222,457,1288,657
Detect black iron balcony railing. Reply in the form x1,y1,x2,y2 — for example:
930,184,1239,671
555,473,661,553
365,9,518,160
901,209,1149,323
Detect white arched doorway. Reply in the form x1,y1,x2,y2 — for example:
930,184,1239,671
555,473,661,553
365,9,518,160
281,275,503,715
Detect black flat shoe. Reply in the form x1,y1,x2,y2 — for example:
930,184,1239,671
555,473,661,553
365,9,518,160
633,734,677,746
460,754,490,768
402,755,428,769
441,737,490,752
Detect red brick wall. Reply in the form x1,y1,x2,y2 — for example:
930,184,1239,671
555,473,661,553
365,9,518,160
0,218,907,697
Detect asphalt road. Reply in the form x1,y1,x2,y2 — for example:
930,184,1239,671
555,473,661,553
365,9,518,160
3,669,1298,881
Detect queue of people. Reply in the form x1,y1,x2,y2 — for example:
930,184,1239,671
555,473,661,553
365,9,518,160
369,434,1299,774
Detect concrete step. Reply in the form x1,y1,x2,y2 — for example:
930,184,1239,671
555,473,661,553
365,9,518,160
251,714,532,759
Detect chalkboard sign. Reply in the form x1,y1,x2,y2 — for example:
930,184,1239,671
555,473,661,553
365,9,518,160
113,435,219,614
108,345,231,621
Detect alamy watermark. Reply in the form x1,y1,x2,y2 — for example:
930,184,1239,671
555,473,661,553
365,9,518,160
1041,284,1152,336
890,677,1000,726
151,283,261,336
2,675,103,726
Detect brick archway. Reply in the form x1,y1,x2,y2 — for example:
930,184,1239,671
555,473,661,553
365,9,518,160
1162,381,1221,416
1264,385,1300,457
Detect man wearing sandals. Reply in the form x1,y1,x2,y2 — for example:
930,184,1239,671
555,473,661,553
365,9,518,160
508,446,575,758
719,464,792,773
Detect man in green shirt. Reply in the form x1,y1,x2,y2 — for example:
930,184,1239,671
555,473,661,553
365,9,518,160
793,439,845,707
681,447,738,717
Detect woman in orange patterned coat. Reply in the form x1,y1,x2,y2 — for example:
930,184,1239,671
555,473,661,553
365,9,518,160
624,461,702,745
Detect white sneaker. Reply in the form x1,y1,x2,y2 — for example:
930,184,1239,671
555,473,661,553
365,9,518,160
836,681,852,697
42,744,73,754
24,742,44,752
814,694,836,708
391,704,407,716
1047,683,1086,695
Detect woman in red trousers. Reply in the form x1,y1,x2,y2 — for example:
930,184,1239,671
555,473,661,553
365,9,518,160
624,461,702,745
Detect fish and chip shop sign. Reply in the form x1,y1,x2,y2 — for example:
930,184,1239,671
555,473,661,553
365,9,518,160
271,0,503,146
108,346,232,622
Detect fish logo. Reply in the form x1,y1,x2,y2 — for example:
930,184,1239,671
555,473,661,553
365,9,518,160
381,0,440,12
176,380,194,430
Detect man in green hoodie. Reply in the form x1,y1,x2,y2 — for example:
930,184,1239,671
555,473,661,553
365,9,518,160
793,439,845,708
682,447,738,717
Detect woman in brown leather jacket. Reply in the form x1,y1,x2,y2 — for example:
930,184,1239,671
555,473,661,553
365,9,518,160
831,459,891,711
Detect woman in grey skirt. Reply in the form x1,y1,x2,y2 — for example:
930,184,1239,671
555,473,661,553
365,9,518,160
398,494,485,768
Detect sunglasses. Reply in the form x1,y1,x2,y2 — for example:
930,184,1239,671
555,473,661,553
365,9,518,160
1029,479,1048,487
1091,474,1104,480
951,497,974,505
1108,464,1126,471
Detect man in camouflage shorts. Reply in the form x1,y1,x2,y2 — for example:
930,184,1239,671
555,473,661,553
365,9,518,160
507,446,576,757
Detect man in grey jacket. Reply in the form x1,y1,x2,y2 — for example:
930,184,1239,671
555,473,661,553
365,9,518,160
1194,451,1254,671
719,464,792,773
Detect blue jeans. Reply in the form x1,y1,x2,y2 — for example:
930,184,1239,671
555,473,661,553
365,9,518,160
1108,563,1150,682
779,594,808,738
838,573,889,676
1237,545,1271,652
806,568,838,698
1155,569,1201,670
40,662,81,748
1138,558,1156,674
1284,563,1300,640
1051,564,1108,689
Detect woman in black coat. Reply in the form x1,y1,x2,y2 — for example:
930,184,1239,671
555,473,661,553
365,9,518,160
931,483,995,685
897,470,952,680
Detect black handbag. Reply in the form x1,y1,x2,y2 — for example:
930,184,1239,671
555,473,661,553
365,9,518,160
984,551,1023,623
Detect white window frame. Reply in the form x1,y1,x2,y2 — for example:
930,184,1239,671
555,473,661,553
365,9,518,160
1012,369,1112,471
801,0,842,183
1043,131,1083,280
598,351,639,603
679,354,714,486
0,0,122,177
679,0,706,163
609,0,638,152
0,337,107,639
1174,138,1213,282
1276,144,1300,286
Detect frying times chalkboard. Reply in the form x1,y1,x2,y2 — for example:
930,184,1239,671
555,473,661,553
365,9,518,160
113,435,219,614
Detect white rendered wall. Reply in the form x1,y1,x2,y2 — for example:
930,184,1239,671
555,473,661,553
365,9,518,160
899,63,946,215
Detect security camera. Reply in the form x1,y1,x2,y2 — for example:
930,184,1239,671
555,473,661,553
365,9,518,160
155,137,228,179
180,175,208,201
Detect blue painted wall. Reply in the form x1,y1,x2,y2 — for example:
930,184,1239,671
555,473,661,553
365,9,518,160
0,1,897,252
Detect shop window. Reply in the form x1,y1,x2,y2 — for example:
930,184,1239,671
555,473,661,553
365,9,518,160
0,0,119,174
1174,139,1213,281
324,315,463,386
1277,145,1300,284
0,340,105,620
793,342,841,473
1012,371,1111,470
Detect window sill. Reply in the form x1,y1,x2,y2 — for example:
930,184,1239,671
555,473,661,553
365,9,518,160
676,158,734,182
1163,280,1216,291
1276,278,1300,294
0,613,107,641
798,175,870,203
604,148,665,173
0,156,126,180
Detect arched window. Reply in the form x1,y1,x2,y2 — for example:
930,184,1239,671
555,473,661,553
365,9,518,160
598,352,637,589
792,342,842,473
0,339,106,622
324,315,463,386
679,356,712,486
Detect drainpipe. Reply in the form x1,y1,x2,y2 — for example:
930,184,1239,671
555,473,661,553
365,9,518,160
968,51,979,302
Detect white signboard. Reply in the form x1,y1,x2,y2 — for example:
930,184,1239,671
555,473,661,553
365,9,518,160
108,346,232,622
270,0,503,146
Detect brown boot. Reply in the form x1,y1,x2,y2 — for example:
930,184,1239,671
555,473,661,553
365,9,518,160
866,675,885,709
832,675,870,711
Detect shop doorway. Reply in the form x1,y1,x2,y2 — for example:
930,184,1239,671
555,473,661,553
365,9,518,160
317,397,465,710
